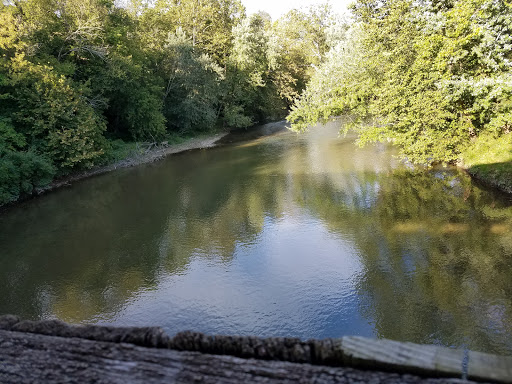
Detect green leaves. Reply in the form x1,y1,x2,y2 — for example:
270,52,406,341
8,55,107,169
160,30,223,133
145,0,245,66
0,149,55,205
289,0,512,165
2,0,343,205
0,118,26,151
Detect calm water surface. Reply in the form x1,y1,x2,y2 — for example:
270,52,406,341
1,121,512,355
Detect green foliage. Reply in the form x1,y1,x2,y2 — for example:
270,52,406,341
287,26,368,132
0,148,55,205
288,0,512,165
0,117,26,150
462,131,512,192
269,4,338,104
161,30,223,133
1,0,331,205
142,0,245,66
100,139,137,164
7,54,107,169
223,13,275,125
223,105,253,128
222,12,307,127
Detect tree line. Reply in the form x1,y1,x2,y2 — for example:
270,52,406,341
4,0,509,207
0,0,341,205
289,0,512,166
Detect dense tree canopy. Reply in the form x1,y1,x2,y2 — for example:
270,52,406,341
2,0,510,206
288,0,512,165
0,0,338,205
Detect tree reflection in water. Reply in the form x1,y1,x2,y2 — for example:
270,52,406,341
0,122,511,354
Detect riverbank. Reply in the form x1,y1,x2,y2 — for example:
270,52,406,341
0,131,228,211
461,133,512,195
35,131,228,195
34,121,291,198
0,121,291,211
465,166,512,195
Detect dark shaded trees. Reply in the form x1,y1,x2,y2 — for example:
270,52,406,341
0,0,342,205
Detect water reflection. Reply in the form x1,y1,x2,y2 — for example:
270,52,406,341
0,121,511,354
295,164,512,354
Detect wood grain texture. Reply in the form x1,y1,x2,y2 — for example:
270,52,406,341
468,350,512,383
0,330,474,384
341,336,464,377
1,316,510,383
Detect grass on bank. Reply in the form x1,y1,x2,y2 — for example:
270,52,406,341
462,132,512,193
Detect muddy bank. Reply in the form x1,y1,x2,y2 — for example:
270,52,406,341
39,120,290,195
37,132,229,194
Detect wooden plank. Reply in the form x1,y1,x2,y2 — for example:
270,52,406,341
5,316,169,348
341,336,464,378
2,316,511,383
0,330,472,384
468,350,512,383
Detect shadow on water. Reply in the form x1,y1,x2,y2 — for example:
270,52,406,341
217,121,290,145
1,121,512,354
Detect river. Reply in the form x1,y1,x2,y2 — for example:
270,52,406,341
1,120,512,355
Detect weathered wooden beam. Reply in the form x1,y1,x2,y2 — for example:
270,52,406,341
0,315,169,348
1,315,511,383
341,336,464,377
468,350,512,383
0,329,474,384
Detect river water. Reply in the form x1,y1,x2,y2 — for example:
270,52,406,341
1,121,512,355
